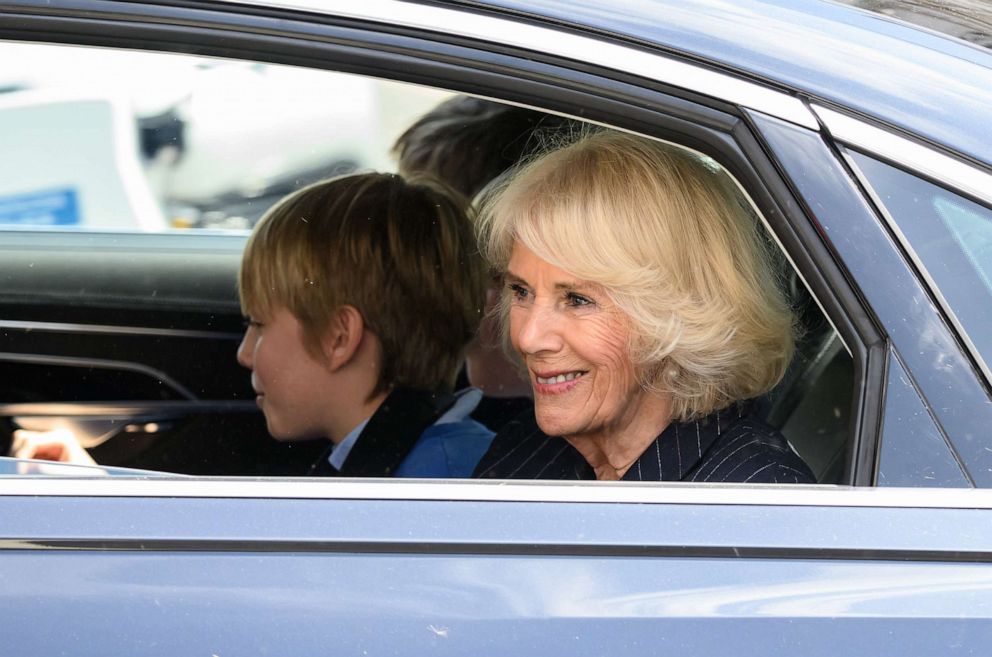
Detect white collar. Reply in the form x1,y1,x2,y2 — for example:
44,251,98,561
327,417,370,472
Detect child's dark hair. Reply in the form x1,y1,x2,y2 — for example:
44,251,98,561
393,96,580,200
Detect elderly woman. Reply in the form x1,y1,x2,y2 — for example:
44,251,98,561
472,131,815,483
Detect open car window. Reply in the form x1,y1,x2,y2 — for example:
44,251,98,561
0,41,451,231
0,40,855,484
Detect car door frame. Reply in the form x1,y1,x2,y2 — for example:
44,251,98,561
0,0,880,482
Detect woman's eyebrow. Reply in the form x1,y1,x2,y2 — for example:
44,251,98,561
505,270,594,292
504,271,527,285
554,280,594,293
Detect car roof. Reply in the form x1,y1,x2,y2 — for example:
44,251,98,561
832,0,992,51
440,0,992,168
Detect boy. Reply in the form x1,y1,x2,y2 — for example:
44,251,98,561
237,172,493,477
13,172,492,477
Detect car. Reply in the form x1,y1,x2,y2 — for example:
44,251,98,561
1,0,991,653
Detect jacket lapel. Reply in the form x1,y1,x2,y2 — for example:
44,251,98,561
331,388,456,477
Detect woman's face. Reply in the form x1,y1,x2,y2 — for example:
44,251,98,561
506,242,663,440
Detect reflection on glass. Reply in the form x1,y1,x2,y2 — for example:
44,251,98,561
850,150,992,379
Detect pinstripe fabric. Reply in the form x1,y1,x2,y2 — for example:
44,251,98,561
473,403,815,483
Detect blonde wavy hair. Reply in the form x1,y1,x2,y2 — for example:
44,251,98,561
477,131,795,421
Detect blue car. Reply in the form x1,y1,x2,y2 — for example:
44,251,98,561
1,0,991,653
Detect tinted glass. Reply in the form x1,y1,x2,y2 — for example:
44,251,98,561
879,348,970,487
850,151,992,376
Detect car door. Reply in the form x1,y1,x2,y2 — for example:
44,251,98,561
0,0,991,655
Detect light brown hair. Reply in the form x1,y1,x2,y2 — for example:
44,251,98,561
240,172,487,395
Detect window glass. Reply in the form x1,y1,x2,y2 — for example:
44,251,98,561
0,41,451,231
878,347,970,487
849,151,992,373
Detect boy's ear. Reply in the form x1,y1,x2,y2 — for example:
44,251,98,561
322,305,366,372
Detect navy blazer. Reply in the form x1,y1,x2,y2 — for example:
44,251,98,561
311,388,491,478
473,403,815,483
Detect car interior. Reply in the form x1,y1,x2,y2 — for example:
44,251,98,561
0,40,854,483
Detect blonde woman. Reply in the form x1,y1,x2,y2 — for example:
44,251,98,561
473,131,815,483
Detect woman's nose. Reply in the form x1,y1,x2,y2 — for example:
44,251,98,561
512,305,563,356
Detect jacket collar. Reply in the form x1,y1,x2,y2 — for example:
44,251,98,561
310,387,456,477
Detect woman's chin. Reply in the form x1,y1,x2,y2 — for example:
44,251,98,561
534,407,580,438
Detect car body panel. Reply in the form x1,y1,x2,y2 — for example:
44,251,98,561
2,483,992,654
441,0,992,166
5,549,991,655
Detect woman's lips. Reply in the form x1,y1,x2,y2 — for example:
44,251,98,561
532,370,586,394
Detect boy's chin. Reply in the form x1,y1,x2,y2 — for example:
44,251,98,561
265,420,312,442
261,406,329,442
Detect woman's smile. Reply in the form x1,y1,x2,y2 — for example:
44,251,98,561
506,242,667,441
531,368,587,394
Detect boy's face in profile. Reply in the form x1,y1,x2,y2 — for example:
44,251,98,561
237,305,337,441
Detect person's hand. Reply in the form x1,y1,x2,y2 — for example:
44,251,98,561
11,428,98,466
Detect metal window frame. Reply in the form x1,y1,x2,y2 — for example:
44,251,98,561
218,0,818,129
2,476,992,509
814,105,992,209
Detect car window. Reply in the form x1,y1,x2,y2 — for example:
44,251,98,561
0,40,854,484
0,41,452,231
878,347,970,487
848,151,992,379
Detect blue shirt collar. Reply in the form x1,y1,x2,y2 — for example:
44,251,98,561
328,417,370,472
326,388,484,471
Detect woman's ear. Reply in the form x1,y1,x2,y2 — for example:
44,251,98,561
322,305,366,372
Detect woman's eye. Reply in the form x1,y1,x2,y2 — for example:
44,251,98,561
244,318,263,329
566,292,593,307
508,283,530,301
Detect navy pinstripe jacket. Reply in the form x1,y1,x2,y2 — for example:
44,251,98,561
473,403,815,483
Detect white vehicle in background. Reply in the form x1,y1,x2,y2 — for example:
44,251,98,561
0,89,166,230
0,41,445,230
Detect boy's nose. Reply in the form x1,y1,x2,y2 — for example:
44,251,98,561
236,331,254,369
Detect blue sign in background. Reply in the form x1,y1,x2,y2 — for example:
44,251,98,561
0,187,81,226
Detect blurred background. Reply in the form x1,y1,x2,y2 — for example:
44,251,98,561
0,41,452,231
